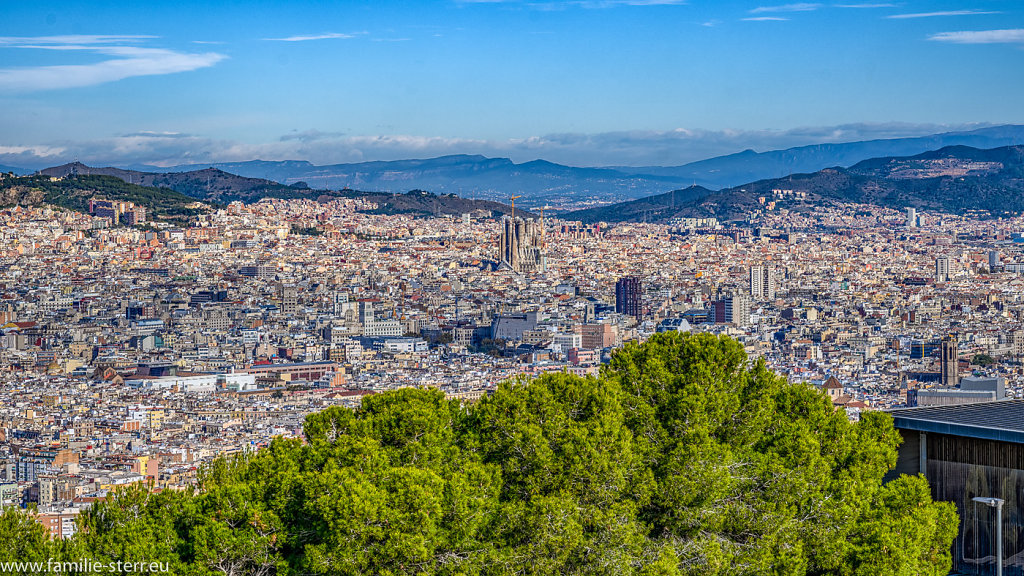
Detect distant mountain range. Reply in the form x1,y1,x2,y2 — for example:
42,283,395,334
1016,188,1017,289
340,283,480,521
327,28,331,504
608,125,1024,188
0,165,32,176
28,163,524,220
144,155,685,208
10,125,1024,207
15,145,1024,225
132,124,1024,206
565,145,1024,223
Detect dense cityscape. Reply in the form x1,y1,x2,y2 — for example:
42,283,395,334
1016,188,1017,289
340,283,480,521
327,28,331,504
5,0,1024,573
2,185,1022,540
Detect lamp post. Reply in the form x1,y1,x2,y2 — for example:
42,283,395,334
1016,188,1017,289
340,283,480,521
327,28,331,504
972,496,1004,576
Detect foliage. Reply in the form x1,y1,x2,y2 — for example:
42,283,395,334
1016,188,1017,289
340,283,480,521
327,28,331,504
45,333,956,575
0,506,54,574
472,337,506,355
289,225,323,236
72,486,192,573
971,353,996,367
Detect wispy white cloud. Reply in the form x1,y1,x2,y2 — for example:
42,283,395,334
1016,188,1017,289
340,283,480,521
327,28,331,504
750,3,820,13
0,35,156,46
264,32,360,41
888,10,999,19
743,16,790,21
929,28,1024,44
0,35,226,92
834,3,898,7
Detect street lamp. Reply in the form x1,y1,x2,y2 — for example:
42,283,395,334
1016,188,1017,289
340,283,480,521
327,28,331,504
972,496,1005,576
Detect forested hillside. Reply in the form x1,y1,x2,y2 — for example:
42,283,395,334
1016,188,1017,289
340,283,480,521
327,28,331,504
0,174,208,225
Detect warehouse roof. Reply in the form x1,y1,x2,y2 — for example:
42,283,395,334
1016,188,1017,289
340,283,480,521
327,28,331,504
887,399,1024,444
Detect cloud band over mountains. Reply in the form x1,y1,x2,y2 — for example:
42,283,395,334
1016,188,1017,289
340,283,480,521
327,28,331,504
0,123,997,170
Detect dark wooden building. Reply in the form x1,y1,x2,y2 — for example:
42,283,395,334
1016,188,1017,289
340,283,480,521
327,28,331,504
888,400,1024,576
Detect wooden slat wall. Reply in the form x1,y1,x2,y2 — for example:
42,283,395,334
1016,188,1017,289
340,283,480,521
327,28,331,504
925,433,1024,576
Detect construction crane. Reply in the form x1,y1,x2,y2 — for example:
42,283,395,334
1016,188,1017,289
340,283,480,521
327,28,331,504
538,205,552,247
508,195,522,219
538,204,552,221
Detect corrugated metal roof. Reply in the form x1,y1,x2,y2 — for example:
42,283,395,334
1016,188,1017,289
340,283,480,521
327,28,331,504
887,399,1024,444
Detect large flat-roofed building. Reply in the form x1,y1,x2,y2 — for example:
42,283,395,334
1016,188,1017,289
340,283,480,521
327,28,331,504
580,323,617,350
909,376,1006,407
490,312,540,341
125,372,256,393
245,361,339,382
239,264,274,279
887,400,1024,575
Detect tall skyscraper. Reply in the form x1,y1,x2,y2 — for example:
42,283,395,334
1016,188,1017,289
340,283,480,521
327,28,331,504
749,265,776,301
615,276,642,319
940,335,959,387
906,207,917,228
935,256,950,283
989,250,1000,270
499,216,543,273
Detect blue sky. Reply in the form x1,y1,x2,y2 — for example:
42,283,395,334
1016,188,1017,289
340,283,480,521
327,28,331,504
0,0,1022,168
